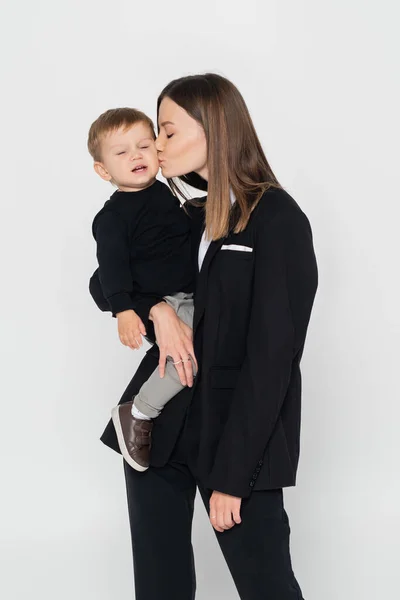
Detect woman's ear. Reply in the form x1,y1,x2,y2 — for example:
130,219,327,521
93,161,112,182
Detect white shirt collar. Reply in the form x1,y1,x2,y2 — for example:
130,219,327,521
198,188,236,270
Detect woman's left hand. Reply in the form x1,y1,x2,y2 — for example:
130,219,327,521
149,301,197,386
209,491,242,532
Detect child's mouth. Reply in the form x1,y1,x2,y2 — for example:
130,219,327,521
132,165,147,174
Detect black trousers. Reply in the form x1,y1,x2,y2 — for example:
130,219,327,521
123,426,305,600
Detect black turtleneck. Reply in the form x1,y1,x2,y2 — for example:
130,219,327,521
91,179,194,323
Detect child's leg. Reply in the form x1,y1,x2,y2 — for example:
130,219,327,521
134,293,195,419
111,294,194,472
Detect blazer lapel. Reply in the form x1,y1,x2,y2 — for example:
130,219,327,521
185,198,206,279
193,233,226,333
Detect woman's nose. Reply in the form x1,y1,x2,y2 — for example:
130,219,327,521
155,136,164,152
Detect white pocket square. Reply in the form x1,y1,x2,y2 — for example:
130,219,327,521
221,244,253,252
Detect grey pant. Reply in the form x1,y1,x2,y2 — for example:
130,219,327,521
134,292,195,419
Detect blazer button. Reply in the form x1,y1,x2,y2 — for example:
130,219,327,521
258,460,263,466
249,481,255,487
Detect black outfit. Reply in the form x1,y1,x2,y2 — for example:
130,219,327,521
90,179,193,332
93,186,318,599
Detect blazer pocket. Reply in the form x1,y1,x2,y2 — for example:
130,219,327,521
210,367,241,389
221,244,253,253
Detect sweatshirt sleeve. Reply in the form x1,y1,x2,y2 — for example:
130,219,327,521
89,268,110,312
93,210,164,327
94,210,136,315
205,207,318,498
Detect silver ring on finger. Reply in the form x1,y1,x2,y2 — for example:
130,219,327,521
172,359,183,365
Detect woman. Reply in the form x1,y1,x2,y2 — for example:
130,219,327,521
99,73,318,599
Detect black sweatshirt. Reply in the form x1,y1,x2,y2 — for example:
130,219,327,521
90,179,194,327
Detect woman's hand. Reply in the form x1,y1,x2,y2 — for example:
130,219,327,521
209,491,242,532
149,302,197,387
179,320,194,343
116,309,146,349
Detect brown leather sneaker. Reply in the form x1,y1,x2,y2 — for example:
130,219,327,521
111,401,153,472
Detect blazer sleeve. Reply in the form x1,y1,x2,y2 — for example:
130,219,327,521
206,207,318,498
92,210,163,330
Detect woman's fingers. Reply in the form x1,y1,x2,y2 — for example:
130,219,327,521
224,511,235,529
209,511,224,532
184,339,197,373
171,353,188,386
150,306,198,384
176,342,196,387
150,306,196,384
232,506,242,525
182,355,194,387
158,347,167,378
209,492,242,532
214,510,233,531
180,336,197,385
179,321,193,342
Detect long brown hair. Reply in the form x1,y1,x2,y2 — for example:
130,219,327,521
157,73,282,240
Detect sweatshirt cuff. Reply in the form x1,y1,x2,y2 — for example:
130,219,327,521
133,296,165,324
107,292,136,315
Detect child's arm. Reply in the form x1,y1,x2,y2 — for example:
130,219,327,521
93,210,161,347
88,266,159,345
116,309,146,350
89,267,110,312
94,210,137,315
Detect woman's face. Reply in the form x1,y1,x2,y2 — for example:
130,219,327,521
156,97,208,180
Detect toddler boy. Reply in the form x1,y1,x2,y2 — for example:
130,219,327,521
88,108,196,472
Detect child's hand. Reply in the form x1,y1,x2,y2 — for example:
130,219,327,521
116,310,146,349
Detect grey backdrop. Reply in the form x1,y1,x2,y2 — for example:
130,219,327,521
1,1,399,598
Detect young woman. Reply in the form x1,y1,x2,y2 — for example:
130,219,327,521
100,73,318,599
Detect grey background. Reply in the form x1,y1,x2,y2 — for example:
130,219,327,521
1,1,399,598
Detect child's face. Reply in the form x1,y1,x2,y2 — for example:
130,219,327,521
94,122,159,191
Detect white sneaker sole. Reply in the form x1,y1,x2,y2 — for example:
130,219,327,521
111,405,148,472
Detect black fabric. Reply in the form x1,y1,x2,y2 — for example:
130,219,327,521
91,179,194,324
191,191,318,497
123,434,305,600
99,186,318,499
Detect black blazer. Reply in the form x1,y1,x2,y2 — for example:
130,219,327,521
98,186,318,499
